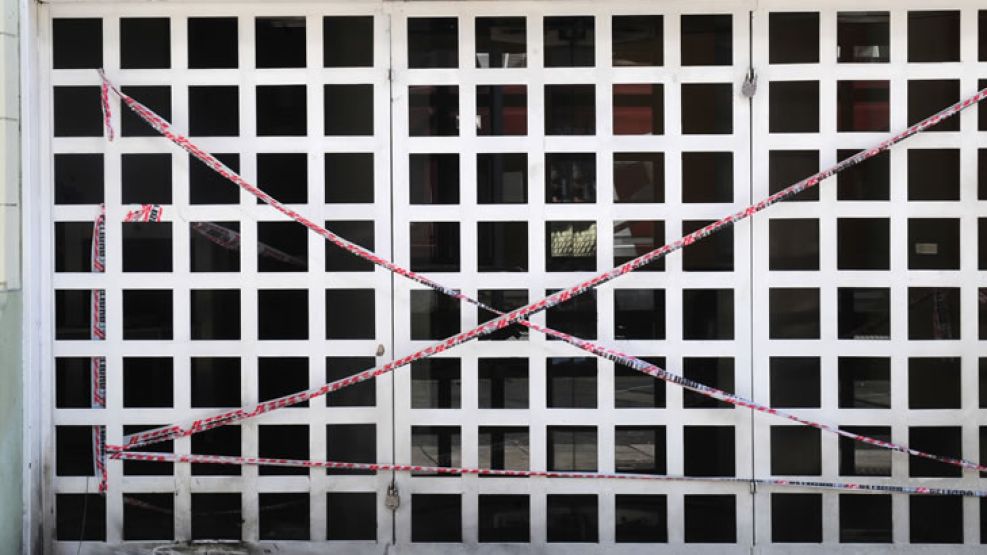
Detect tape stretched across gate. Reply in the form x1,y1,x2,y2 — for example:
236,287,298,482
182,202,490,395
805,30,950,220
97,70,987,475
107,451,987,498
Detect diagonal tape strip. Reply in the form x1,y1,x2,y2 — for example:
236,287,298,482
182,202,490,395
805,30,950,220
107,450,987,498
97,69,987,474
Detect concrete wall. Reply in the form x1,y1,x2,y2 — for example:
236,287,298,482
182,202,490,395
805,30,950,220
0,0,21,551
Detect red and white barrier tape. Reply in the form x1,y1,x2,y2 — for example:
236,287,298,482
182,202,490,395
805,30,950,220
97,70,987,475
89,205,107,491
107,450,987,498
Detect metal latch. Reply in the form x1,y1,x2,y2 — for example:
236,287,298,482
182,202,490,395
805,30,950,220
385,482,400,511
741,68,757,98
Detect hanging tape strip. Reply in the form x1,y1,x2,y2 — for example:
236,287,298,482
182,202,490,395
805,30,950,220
107,450,987,498
98,70,987,474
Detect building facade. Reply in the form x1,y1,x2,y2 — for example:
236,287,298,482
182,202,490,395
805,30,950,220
4,0,987,552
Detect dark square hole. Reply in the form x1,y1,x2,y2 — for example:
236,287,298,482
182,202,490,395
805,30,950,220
326,289,375,339
189,86,239,136
54,289,93,340
771,426,821,475
410,153,460,205
840,494,891,542
411,290,460,340
838,12,889,63
837,218,889,270
769,149,818,201
684,426,734,477
257,289,308,339
545,85,596,135
192,493,241,541
838,357,890,409
55,358,93,408
55,222,94,272
328,492,377,540
769,12,819,64
544,16,594,67
547,426,596,472
546,221,596,271
477,85,528,135
324,16,374,67
121,86,171,137
325,84,374,136
770,219,819,270
908,287,960,340
768,287,819,339
837,287,890,340
681,83,732,134
911,496,963,544
122,289,172,340
56,494,106,541
479,495,529,542
408,17,458,68
53,87,103,137
191,425,241,476
191,357,240,408
412,494,461,542
409,85,459,136
616,494,667,542
547,495,598,542
120,18,170,69
123,493,173,541
909,426,961,477
772,494,822,543
258,357,308,406
325,220,375,271
476,17,526,68
477,153,527,204
681,14,732,66
840,426,891,476
683,357,734,409
478,358,529,408
257,220,308,271
837,149,888,200
908,218,959,269
122,222,172,272
122,153,171,205
682,220,733,271
477,289,529,340
908,11,960,63
325,152,374,203
411,426,462,474
256,85,307,136
613,84,663,135
189,153,240,205
56,426,94,476
259,425,309,475
615,426,665,474
682,289,734,340
190,221,240,272
326,423,376,475
909,357,961,409
546,289,596,340
547,357,597,409
54,153,103,204
614,152,663,203
614,220,664,271
546,152,595,203
190,289,240,340
53,19,102,69
908,80,959,132
909,148,962,204
478,222,527,271
410,222,460,272
615,357,665,408
478,426,528,473
836,81,889,132
120,427,172,477
684,495,736,543
257,152,307,204
682,151,733,203
770,81,819,133
326,356,376,407
614,289,664,339
413,358,462,408
613,15,663,66
259,493,309,540
123,357,173,408
255,17,306,68
188,17,238,69
770,357,820,408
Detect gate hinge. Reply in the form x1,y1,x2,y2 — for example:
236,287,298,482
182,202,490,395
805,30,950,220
385,482,400,511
